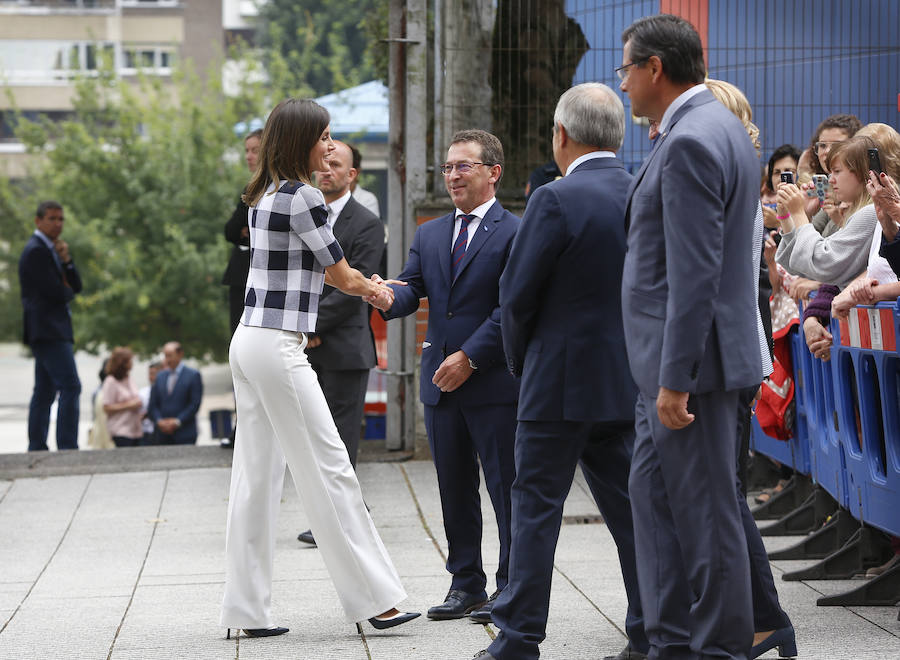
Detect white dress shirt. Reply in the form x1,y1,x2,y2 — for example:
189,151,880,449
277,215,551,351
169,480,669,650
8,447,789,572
452,197,495,251
657,83,708,136
565,151,615,177
325,189,352,228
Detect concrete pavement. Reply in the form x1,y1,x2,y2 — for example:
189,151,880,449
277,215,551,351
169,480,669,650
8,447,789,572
0,449,898,659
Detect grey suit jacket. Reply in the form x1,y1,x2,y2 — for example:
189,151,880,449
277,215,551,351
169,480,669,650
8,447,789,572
307,195,385,371
621,89,763,396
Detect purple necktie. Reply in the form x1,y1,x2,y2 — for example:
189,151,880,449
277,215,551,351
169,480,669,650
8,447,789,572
451,214,474,279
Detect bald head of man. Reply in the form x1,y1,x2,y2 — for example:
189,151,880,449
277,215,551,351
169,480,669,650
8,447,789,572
314,140,357,204
162,342,184,370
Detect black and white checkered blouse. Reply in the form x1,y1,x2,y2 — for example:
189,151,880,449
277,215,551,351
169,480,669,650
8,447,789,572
242,180,345,332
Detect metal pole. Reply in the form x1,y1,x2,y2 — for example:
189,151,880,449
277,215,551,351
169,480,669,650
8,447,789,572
400,0,427,451
432,0,444,197
385,0,425,453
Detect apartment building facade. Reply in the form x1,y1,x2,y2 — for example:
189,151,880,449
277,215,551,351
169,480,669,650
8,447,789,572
0,0,225,177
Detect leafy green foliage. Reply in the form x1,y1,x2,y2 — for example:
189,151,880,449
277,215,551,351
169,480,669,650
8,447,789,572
0,59,268,360
257,0,381,98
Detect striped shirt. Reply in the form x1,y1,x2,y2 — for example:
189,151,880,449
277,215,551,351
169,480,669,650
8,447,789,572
242,180,344,332
753,203,774,377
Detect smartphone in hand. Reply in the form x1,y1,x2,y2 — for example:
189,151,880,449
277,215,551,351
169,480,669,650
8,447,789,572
867,148,884,175
812,174,831,205
780,171,795,185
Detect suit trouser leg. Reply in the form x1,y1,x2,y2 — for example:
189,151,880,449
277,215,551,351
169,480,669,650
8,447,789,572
463,403,517,591
313,366,370,468
28,349,54,451
630,392,752,660
580,423,649,654
29,341,81,451
735,389,792,633
220,326,406,627
489,420,585,660
424,398,487,595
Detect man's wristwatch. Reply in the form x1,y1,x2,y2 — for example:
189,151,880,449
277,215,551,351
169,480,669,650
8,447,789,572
468,357,478,370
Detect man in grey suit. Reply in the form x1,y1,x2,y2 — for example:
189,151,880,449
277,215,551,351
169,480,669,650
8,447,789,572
619,15,762,660
297,140,385,547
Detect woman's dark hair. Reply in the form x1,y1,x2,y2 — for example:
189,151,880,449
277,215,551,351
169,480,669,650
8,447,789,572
243,99,330,207
765,144,801,192
621,14,706,85
808,113,863,174
106,347,134,381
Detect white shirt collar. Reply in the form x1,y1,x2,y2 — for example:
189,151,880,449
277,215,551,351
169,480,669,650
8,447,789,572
324,189,352,226
564,151,615,177
657,83,707,136
456,197,496,220
33,229,55,250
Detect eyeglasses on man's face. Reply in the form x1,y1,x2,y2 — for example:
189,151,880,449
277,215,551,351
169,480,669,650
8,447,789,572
440,162,491,175
615,57,650,81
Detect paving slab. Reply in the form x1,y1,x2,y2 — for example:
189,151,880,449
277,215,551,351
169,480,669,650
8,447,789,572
0,457,898,659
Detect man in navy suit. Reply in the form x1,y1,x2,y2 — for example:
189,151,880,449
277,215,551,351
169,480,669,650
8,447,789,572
381,129,519,621
148,341,203,445
19,200,83,451
619,15,762,659
475,84,647,660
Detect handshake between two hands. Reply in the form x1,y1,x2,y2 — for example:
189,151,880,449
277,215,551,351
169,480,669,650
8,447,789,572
363,273,406,311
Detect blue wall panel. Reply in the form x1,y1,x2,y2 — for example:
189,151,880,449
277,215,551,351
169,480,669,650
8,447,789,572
566,0,900,173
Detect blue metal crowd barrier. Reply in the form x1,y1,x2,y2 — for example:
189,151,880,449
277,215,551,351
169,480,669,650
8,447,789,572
752,299,900,537
831,301,900,536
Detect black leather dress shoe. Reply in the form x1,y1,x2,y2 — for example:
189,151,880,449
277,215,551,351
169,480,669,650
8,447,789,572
426,589,487,620
603,642,648,660
297,529,316,546
468,589,502,623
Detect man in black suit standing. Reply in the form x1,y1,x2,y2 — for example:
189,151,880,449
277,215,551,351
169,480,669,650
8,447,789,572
19,201,83,451
296,140,385,547
222,129,262,335
474,84,646,660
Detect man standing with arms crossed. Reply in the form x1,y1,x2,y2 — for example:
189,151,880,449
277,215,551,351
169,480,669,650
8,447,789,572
619,14,762,659
380,130,519,623
297,140,385,547
19,201,83,451
474,83,647,660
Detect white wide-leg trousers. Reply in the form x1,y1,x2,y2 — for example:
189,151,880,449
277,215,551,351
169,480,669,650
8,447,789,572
220,325,406,627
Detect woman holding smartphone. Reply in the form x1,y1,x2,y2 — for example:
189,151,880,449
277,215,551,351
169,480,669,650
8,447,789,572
775,135,877,289
220,98,418,640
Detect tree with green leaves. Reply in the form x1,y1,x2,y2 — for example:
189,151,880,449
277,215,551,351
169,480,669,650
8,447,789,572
258,0,382,98
0,60,269,360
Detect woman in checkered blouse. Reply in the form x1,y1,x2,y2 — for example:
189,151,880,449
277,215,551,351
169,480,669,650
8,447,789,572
220,98,419,639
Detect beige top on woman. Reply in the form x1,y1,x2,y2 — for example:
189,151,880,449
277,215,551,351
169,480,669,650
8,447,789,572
101,375,142,439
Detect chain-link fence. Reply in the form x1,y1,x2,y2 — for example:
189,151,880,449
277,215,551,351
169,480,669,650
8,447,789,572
434,0,900,196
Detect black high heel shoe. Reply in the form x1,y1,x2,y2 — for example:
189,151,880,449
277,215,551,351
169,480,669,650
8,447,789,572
226,626,289,639
363,611,421,631
750,625,797,659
